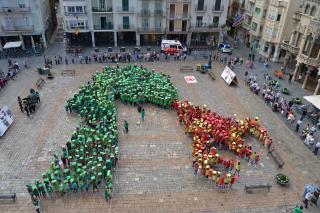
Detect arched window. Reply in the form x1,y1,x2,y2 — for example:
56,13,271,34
304,4,310,14
310,6,317,16
303,33,313,55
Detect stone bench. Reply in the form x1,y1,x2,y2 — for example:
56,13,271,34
245,183,271,193
180,66,193,73
61,69,76,76
269,150,285,169
36,77,45,89
0,193,16,201
209,71,216,80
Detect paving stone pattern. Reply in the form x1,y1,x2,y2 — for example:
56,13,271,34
0,53,319,212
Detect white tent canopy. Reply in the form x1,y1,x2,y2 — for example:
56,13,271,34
303,95,320,110
3,41,22,49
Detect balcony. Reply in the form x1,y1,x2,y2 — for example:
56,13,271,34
309,18,320,32
138,27,165,33
281,40,299,55
66,25,89,31
139,9,150,16
2,25,34,32
270,0,288,7
0,6,31,13
154,9,164,16
194,5,207,12
118,24,135,31
116,7,135,13
243,22,251,30
64,11,87,16
212,5,224,12
169,0,191,2
190,23,223,32
245,10,253,17
92,7,112,13
94,23,113,30
292,11,301,22
297,53,320,67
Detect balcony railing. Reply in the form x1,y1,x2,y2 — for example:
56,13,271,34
270,0,288,7
194,5,207,12
0,6,31,13
212,5,224,12
94,24,113,30
297,53,320,67
66,25,89,30
138,27,165,33
92,7,112,12
154,10,164,16
118,24,135,30
2,25,34,32
116,6,135,13
139,9,150,16
64,11,87,16
281,40,299,55
191,23,219,29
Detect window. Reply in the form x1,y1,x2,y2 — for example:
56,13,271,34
197,0,204,11
99,0,105,9
169,20,174,31
276,14,281,21
310,6,317,16
215,0,221,11
251,22,257,31
18,0,26,8
212,16,219,27
262,9,267,18
196,16,203,27
182,20,187,31
304,4,310,14
123,16,129,29
255,7,261,16
169,4,175,18
183,4,188,17
122,0,129,11
268,10,276,21
303,34,313,55
67,6,75,13
142,18,148,28
75,6,83,13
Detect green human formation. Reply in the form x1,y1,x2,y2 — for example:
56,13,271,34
26,64,178,202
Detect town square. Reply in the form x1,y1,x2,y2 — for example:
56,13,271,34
0,0,319,213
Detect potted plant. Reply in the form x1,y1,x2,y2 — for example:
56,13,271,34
292,97,302,104
282,88,289,95
276,173,290,186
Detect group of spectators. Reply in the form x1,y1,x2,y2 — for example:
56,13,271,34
0,59,26,91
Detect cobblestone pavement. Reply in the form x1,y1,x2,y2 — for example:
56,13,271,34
0,53,319,212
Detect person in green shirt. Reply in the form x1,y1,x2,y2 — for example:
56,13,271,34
124,120,129,133
141,108,145,121
293,205,303,213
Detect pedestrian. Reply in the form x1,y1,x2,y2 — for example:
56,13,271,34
193,161,199,176
298,73,302,82
234,161,240,176
72,58,75,64
288,73,293,83
141,108,145,121
293,206,303,213
301,109,307,121
24,104,30,117
65,57,68,65
252,54,255,61
124,120,129,133
314,141,320,155
33,198,41,213
303,191,314,209
295,119,302,132
18,96,24,112
248,53,251,60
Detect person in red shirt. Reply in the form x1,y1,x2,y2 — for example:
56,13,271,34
253,154,260,166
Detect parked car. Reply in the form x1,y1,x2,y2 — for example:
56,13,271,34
218,43,232,55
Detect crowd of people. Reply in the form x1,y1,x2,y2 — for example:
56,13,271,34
28,65,178,208
0,59,26,91
172,100,274,189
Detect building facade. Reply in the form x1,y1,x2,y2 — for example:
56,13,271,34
0,0,56,50
280,0,320,93
60,0,229,47
189,0,229,47
259,0,300,62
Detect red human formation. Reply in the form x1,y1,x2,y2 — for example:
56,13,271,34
172,100,273,187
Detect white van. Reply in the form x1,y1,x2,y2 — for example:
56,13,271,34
161,40,187,54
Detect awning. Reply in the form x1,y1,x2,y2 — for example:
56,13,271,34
3,41,22,49
303,95,320,110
